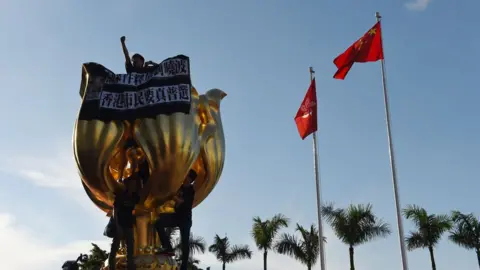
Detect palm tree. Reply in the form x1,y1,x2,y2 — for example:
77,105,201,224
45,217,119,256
275,223,324,270
449,211,480,268
321,203,391,270
175,233,207,255
251,213,289,270
174,232,207,269
165,228,207,269
208,234,252,270
403,205,452,270
78,243,109,270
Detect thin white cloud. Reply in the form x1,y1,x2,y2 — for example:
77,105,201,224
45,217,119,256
0,146,109,219
0,212,110,270
0,150,81,189
405,0,432,11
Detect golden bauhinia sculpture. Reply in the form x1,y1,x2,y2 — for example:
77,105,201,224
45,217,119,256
74,55,226,269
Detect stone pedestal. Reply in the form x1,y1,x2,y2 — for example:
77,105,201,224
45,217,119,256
104,253,178,270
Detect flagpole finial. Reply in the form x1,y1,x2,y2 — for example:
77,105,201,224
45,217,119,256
309,66,315,74
375,12,382,20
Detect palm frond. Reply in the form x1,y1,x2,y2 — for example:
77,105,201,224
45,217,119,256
323,203,390,246
405,231,427,251
189,235,207,254
269,214,290,235
174,233,207,256
275,223,320,268
449,211,480,250
275,232,306,263
451,211,480,233
403,205,452,248
78,243,109,269
321,202,346,224
305,224,320,267
362,219,391,243
209,234,251,264
296,223,310,246
226,245,252,263
428,214,453,245
90,243,108,260
251,216,269,250
321,202,351,243
251,214,289,251
449,228,476,250
433,214,453,229
402,205,428,228
208,234,228,262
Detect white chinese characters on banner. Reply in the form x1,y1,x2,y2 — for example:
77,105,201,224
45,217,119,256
99,84,191,110
107,57,190,86
154,57,189,78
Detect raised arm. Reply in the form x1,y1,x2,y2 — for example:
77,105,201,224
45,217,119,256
120,36,131,63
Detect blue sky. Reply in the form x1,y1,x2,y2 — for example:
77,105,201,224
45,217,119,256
1,0,479,269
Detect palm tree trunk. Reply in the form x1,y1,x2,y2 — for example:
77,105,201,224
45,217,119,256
307,264,311,270
476,248,480,269
349,245,355,270
263,250,268,270
428,246,436,270
222,261,226,270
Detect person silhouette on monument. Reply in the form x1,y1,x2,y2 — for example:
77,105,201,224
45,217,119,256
120,36,157,74
108,147,149,270
155,169,196,270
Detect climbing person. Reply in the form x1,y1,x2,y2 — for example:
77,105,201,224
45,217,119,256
108,147,149,270
155,169,197,270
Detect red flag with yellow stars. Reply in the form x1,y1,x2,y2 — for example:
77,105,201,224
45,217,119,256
333,22,384,80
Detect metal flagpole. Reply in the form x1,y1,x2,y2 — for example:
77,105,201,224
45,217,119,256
375,12,409,270
309,67,327,270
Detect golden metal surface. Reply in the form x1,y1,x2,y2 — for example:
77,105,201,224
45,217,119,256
74,86,226,211
74,81,226,268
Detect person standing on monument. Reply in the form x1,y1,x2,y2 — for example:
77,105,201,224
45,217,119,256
108,147,149,270
155,169,197,270
120,36,157,74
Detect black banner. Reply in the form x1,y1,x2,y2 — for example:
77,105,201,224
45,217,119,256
78,55,192,121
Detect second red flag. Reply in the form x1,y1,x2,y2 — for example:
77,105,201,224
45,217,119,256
295,78,318,140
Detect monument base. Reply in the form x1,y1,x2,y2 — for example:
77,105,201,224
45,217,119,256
104,254,178,270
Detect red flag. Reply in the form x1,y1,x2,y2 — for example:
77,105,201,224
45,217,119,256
295,78,318,140
333,22,384,80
